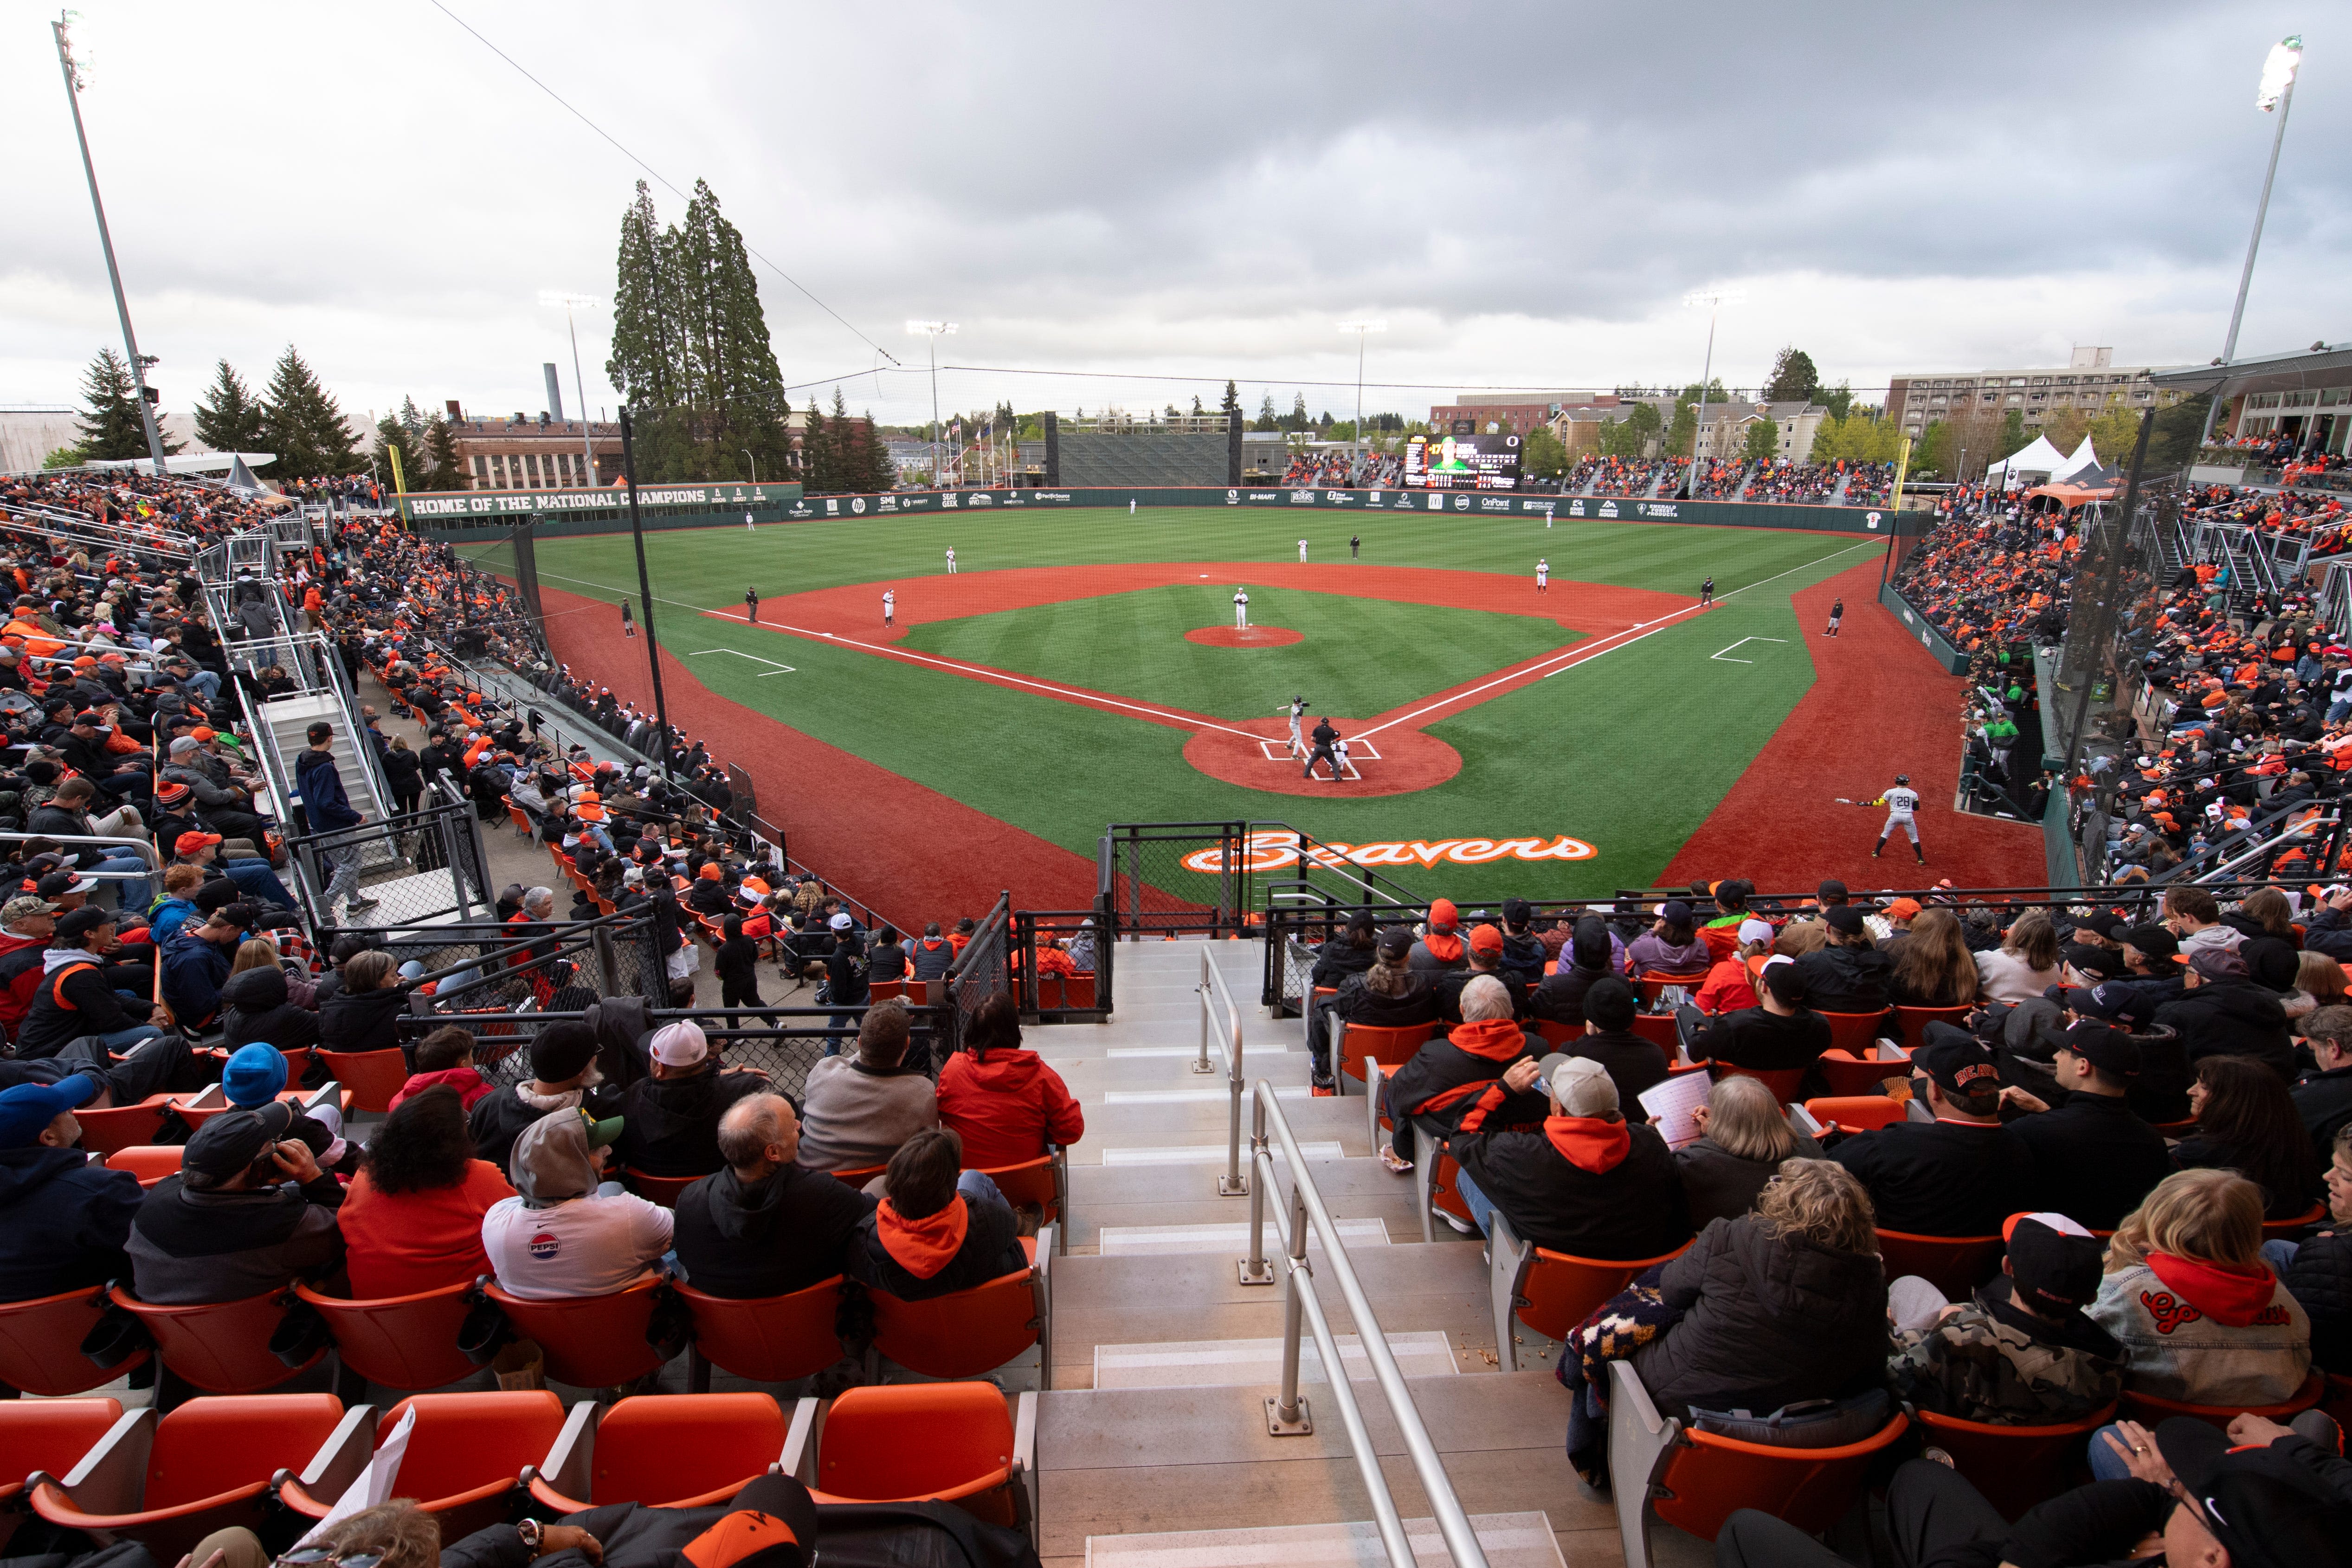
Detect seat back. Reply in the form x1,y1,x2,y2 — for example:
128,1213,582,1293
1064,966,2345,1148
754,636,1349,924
1890,1005,1972,1048
72,1098,171,1156
1911,1404,2114,1521
483,1279,668,1388
677,1279,845,1385
0,1286,146,1397
111,1286,320,1394
1713,1064,1806,1102
1337,1022,1434,1081
623,1168,700,1209
1802,1097,1906,1133
2324,1372,2352,1428
104,1146,186,1186
868,979,905,1001
1516,1245,1692,1342
1812,1048,1912,1098
316,1048,410,1114
1532,1020,1580,1047
1815,1009,1890,1055
1874,1231,2005,1299
1650,1412,1910,1541
871,1268,1039,1381
1628,1013,1681,1051
977,1156,1059,1224
830,1164,886,1188
1034,972,1096,1010
2119,1370,2324,1431
1633,972,1708,1005
588,1394,784,1506
380,1392,566,1505
2262,1202,2328,1240
818,1383,1013,1501
145,1394,347,1511
0,1399,121,1497
295,1281,477,1394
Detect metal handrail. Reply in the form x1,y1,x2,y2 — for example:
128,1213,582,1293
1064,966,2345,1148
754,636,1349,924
1238,1080,1488,1568
0,830,162,873
1195,948,1248,1197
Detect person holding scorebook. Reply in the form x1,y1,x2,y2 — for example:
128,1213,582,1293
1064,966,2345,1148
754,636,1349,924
1664,1075,1824,1228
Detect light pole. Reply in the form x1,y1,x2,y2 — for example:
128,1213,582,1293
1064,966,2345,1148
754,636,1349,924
907,321,957,488
741,450,757,484
1681,290,1745,498
52,13,167,477
540,292,602,485
1336,321,1386,449
2200,35,2304,453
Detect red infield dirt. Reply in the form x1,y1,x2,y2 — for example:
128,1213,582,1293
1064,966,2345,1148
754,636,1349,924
1657,559,2046,896
1186,625,1303,647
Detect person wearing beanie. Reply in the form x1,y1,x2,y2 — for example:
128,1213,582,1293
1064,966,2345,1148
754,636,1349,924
0,1075,143,1304
1682,959,1830,1074
614,1019,772,1180
1408,898,1468,973
1495,898,1548,993
1625,900,1709,974
1528,914,1618,1026
1430,923,1528,1025
1311,926,1437,1090
1887,1212,2125,1424
846,1127,1029,1302
1452,1053,1689,1257
1997,1020,2175,1231
467,1020,618,1174
1792,904,1894,1016
127,1101,348,1305
220,1041,353,1186
1381,975,1546,1192
1561,977,1669,1106
1829,1030,2037,1237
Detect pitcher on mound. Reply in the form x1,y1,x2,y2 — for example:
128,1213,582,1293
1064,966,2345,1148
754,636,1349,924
1234,586,1250,630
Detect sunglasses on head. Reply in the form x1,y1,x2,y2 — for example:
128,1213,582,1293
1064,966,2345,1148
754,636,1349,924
277,1550,385,1568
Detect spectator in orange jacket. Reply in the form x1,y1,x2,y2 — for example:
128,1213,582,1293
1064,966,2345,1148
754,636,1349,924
936,993,1084,1171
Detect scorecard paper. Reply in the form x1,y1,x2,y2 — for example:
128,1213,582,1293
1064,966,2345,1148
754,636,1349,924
1637,1071,1714,1150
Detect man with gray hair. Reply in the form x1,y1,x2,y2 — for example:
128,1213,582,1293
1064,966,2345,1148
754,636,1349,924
670,1093,873,1298
1378,974,1549,1221
1451,1052,1691,1255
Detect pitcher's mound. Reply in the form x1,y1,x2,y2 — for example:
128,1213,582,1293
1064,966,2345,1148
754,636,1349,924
1186,625,1302,647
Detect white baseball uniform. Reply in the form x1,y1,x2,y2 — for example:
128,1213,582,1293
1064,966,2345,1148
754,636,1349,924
945,547,957,574
1536,560,1549,590
1234,589,1249,629
883,590,895,624
1298,539,1308,562
1880,784,1921,844
1286,698,1306,757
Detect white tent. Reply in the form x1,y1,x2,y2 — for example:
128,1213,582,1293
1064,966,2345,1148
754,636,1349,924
2052,437,2101,481
82,451,275,477
1984,435,2070,484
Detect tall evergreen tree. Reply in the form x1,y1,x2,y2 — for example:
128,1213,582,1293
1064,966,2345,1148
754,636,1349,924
374,411,426,495
1764,347,1820,404
1221,380,1242,419
259,347,361,480
421,415,467,491
193,359,266,454
607,180,681,410
76,348,166,462
801,393,835,493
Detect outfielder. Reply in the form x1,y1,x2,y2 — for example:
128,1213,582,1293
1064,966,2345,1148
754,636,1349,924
1536,558,1549,593
883,589,896,626
945,546,958,574
745,586,760,625
1298,538,1308,563
1825,597,1844,638
1233,586,1250,629
744,510,755,531
1868,774,1925,863
1700,576,1715,606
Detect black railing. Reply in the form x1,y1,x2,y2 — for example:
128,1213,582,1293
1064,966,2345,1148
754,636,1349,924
1012,903,1112,1023
943,891,1013,1050
1099,820,1422,942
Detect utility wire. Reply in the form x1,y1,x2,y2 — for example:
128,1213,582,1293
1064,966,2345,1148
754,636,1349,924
782,361,1898,397
427,0,900,366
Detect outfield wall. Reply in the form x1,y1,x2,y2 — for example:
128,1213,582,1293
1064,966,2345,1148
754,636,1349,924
1878,581,1970,674
413,480,1901,542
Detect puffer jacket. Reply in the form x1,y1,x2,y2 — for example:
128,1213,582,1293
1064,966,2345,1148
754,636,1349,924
2089,1251,2312,1407
2152,979,2295,1080
2283,1227,2352,1376
1385,1016,1546,1135
1628,1213,1890,1417
319,983,409,1060
936,1046,1084,1170
219,964,320,1053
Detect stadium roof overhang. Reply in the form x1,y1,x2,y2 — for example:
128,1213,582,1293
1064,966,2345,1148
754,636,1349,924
2148,342,2352,398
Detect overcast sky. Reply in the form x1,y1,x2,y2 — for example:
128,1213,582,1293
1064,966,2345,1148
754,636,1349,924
5,1,2343,435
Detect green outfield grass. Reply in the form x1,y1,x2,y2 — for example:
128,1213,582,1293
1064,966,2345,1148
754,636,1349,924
897,584,1575,720
502,507,1877,899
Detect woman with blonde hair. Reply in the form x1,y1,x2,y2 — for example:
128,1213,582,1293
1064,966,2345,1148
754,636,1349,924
1673,1074,1824,1227
1886,908,1977,1008
1972,909,2063,1003
2088,1168,2311,1406
2289,949,2347,1018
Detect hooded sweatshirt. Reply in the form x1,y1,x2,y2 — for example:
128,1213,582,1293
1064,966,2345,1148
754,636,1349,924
16,947,150,1058
478,1112,671,1301
390,1065,494,1114
1387,1016,1547,1135
0,1144,143,1303
1455,1115,1690,1258
670,1161,873,1299
849,1188,1027,1302
2088,1249,2312,1407
219,964,321,1054
937,1047,1085,1170
126,1165,346,1305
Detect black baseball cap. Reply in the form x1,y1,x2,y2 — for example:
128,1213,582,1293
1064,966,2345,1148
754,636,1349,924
183,1100,297,1181
2056,983,2133,1021
1375,926,1412,961
1914,1029,2000,1095
2058,1018,2141,1076
1759,961,1808,1006
1816,878,1849,904
2001,1213,2104,1313
1823,905,1867,936
1501,897,1532,928
54,905,115,940
2121,923,2180,961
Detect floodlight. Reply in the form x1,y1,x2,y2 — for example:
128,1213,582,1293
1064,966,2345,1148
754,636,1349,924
2257,35,2303,110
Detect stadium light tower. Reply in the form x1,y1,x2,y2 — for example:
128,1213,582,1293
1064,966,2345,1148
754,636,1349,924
1337,321,1387,445
907,321,957,486
2199,34,2306,450
52,12,168,477
540,292,602,486
1681,289,1746,498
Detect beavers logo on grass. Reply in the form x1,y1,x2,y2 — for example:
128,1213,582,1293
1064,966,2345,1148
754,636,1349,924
1181,830,1594,874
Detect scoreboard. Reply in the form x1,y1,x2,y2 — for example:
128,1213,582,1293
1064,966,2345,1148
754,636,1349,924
1404,432,1521,490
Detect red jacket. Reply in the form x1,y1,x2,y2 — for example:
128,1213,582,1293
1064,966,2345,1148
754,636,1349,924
936,1048,1084,1170
390,1065,495,1113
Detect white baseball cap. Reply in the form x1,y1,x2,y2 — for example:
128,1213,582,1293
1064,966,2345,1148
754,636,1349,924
649,1020,708,1067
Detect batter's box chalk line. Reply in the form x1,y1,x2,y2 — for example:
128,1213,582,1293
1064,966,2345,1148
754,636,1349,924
1258,739,1381,763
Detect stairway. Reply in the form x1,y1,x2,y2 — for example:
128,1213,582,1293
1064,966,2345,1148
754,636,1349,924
257,690,395,833
1034,940,1684,1568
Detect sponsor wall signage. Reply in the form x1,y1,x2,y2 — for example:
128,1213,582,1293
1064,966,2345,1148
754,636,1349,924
1180,829,1596,873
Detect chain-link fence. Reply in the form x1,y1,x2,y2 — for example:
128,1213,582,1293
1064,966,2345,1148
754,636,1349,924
288,794,494,935
1099,822,1249,937
943,892,1012,1053
1012,905,1111,1022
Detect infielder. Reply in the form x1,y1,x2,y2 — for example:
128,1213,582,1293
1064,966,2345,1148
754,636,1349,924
883,589,896,626
619,598,635,639
1700,576,1715,606
1825,597,1844,638
1298,538,1308,563
1233,586,1250,629
1867,774,1925,863
1536,558,1549,594
945,546,958,574
1282,695,1308,758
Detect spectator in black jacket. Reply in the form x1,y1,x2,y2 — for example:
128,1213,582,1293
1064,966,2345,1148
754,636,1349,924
673,1093,871,1298
2101,923,2189,1026
1453,1052,1690,1258
613,1021,771,1179
1561,977,1669,1107
1674,1074,1824,1228
1382,974,1544,1189
159,904,254,1029
1312,927,1438,1089
2155,946,2296,1081
2174,1054,2321,1220
1998,1020,2175,1232
1527,915,1613,1026
125,1101,345,1304
320,949,411,1061
848,1127,1027,1301
1830,1030,2036,1237
218,961,322,1053
909,922,955,982
2280,1123,2352,1375
1682,959,1831,1072
469,1021,617,1173
0,1075,143,1303
16,906,172,1057
1431,924,1530,1023
2295,1005,2352,1161
1309,911,1379,991
1793,906,1894,1016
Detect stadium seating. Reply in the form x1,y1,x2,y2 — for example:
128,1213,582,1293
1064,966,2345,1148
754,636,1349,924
976,1149,1068,1246
2119,1369,2325,1431
1335,1020,1434,1095
1907,1403,2115,1521
293,1279,478,1394
1486,1212,1690,1372
109,1285,324,1395
623,1167,700,1207
483,1277,671,1389
1874,1230,2006,1298
1813,1047,1911,1097
677,1278,847,1392
870,1232,1053,1387
71,1096,175,1156
316,1047,410,1113
0,1287,145,1396
785,1383,1037,1537
1800,1096,1907,1133
281,1392,567,1535
0,1398,121,1518
527,1393,786,1511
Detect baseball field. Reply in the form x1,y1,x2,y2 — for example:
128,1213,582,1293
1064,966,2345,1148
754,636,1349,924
491,505,2045,922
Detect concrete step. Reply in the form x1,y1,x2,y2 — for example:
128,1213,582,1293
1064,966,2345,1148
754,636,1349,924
1096,1217,1390,1258
1093,1330,1456,1391
1083,1512,1566,1568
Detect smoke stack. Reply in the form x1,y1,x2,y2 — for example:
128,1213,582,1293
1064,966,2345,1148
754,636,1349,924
543,364,565,423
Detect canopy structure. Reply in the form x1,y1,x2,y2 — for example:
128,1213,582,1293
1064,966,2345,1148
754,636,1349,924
82,451,276,477
1984,435,2070,484
2055,437,2101,480
2025,481,2120,509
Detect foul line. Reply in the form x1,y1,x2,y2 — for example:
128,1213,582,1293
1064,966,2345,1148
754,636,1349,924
689,648,797,676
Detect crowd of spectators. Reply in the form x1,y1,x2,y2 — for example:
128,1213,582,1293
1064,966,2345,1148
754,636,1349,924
1274,451,1404,489
1743,459,1838,505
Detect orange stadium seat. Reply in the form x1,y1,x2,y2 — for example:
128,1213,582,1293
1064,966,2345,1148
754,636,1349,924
527,1393,785,1512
